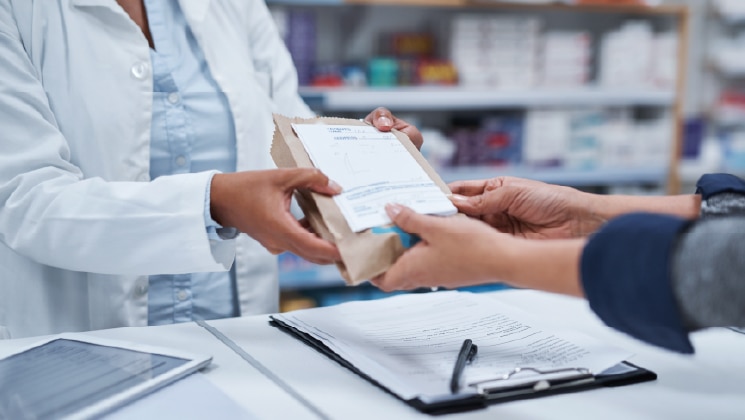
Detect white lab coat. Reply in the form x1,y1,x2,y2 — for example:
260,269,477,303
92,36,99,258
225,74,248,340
0,0,313,338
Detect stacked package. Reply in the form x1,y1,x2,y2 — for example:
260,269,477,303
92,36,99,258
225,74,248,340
521,109,672,170
451,116,523,166
450,15,540,88
599,21,677,89
599,21,654,87
539,31,592,87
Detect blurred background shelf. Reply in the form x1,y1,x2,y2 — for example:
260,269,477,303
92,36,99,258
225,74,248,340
268,0,686,14
270,0,691,307
299,86,676,111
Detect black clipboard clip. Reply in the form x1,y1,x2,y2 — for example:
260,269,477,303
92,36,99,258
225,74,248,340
466,367,595,399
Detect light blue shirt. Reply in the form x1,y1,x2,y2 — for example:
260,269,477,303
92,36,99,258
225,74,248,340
145,0,239,325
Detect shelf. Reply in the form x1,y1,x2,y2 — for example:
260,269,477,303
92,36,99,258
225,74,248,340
712,0,745,25
300,86,676,112
439,165,668,186
710,110,745,128
709,56,745,79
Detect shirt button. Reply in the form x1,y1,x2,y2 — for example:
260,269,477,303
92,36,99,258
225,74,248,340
131,62,150,80
175,155,186,166
177,290,188,301
167,92,180,104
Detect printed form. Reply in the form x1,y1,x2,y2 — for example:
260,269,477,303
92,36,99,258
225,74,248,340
292,124,457,232
273,291,632,403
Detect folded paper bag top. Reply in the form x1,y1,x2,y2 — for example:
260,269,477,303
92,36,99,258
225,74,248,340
270,114,458,285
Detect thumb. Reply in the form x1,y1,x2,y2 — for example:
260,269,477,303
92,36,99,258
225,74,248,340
286,168,342,195
449,193,487,216
450,188,509,217
385,204,434,238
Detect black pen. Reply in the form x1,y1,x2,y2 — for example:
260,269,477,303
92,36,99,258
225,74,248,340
450,339,478,393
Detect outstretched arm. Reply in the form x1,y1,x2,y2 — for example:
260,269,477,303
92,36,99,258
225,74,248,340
450,177,701,239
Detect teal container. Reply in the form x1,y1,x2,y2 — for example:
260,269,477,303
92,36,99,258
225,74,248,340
368,58,399,87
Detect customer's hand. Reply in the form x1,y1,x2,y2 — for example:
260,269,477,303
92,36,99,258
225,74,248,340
371,203,586,297
449,177,604,239
365,107,423,150
209,169,342,264
371,204,512,292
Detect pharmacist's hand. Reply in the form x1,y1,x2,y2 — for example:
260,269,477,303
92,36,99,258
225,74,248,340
371,204,510,291
449,177,604,239
365,107,423,150
210,169,342,264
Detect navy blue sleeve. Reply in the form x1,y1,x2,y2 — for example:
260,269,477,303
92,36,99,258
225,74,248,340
696,173,745,199
581,213,694,353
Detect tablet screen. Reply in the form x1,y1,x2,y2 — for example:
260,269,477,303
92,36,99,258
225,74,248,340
0,338,202,419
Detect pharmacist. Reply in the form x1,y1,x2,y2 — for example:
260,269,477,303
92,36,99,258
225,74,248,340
0,0,419,339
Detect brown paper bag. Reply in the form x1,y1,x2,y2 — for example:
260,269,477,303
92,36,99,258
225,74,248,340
271,114,455,285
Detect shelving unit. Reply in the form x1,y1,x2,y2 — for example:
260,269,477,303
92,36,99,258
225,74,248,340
700,0,745,177
270,0,691,300
272,0,690,189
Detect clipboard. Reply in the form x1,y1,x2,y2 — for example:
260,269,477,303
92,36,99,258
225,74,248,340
269,317,656,415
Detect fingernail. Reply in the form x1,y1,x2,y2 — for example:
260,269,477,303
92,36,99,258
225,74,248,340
328,179,343,193
378,116,393,127
449,194,468,202
385,203,403,219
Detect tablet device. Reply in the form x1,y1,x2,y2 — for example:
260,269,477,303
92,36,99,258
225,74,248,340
0,333,212,420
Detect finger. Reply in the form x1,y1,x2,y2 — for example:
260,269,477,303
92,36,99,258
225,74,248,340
454,186,515,218
369,273,396,293
370,270,407,292
448,191,500,217
448,180,488,196
385,204,438,239
376,245,429,292
272,210,341,261
448,193,473,211
396,123,423,150
286,226,342,262
266,247,284,255
369,107,394,131
447,190,483,213
292,246,340,265
285,168,342,195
